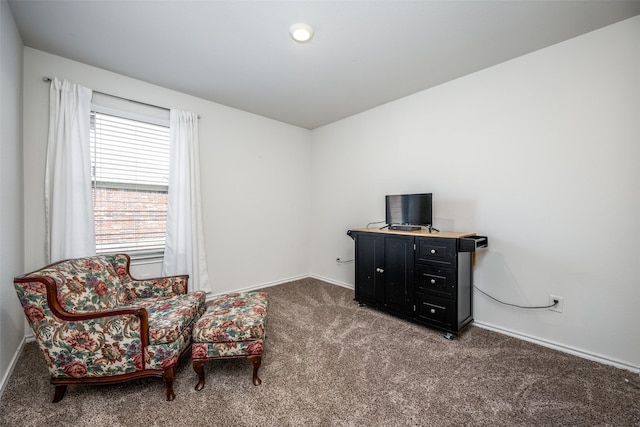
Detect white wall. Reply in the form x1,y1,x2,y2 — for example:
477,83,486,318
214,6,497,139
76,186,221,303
22,48,312,293
6,13,638,395
0,0,26,393
310,16,640,370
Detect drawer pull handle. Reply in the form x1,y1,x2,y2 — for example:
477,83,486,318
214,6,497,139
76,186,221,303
376,268,384,273
430,308,436,314
430,249,436,254
424,302,446,310
430,279,436,284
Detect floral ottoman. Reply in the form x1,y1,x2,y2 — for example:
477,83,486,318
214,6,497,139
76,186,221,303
191,292,268,390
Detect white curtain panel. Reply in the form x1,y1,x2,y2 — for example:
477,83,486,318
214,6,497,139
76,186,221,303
162,109,211,293
45,78,96,263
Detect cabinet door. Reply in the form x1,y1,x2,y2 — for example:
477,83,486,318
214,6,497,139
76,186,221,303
382,235,414,314
354,233,384,306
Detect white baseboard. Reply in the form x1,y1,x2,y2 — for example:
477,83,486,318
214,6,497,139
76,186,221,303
205,274,353,301
0,336,27,399
308,274,354,290
473,321,640,374
205,274,310,300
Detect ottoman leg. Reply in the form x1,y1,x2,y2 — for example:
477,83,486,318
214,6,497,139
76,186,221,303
52,385,67,403
247,355,262,386
193,360,207,391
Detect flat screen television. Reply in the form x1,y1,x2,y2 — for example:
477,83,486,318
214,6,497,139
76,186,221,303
385,193,433,230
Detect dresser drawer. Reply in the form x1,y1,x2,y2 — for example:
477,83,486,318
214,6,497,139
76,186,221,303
416,265,456,298
415,294,455,327
415,237,457,266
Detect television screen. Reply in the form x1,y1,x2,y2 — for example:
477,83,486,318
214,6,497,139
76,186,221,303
385,193,432,227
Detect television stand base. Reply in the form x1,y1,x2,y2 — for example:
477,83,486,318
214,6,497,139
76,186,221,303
389,225,421,231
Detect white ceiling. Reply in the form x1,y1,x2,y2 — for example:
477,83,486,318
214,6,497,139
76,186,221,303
8,1,640,129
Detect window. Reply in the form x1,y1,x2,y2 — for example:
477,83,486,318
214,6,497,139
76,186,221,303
89,110,170,257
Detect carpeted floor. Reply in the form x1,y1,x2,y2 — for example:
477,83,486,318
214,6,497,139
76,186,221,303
1,278,638,426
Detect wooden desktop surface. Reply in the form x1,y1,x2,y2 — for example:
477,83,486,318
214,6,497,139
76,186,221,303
350,228,475,239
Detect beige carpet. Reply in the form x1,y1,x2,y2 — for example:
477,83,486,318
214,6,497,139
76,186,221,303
1,278,638,426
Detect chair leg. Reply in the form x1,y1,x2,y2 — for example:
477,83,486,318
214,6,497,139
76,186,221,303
52,385,67,403
163,368,176,401
193,360,207,391
247,355,262,386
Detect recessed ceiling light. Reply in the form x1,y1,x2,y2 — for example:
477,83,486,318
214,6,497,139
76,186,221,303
289,23,314,43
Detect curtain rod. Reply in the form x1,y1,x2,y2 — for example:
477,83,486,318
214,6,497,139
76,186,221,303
42,77,200,118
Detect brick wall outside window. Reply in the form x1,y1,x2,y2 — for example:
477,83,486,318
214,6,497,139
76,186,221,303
93,187,167,252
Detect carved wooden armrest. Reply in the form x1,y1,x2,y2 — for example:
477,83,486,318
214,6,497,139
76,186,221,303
38,277,151,349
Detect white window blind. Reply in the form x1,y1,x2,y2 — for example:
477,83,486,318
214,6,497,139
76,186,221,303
90,111,170,256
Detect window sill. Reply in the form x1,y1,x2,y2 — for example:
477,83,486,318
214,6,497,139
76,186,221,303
97,251,164,263
129,253,164,263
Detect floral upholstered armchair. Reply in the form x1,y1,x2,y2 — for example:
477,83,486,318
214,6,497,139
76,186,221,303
14,254,206,402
